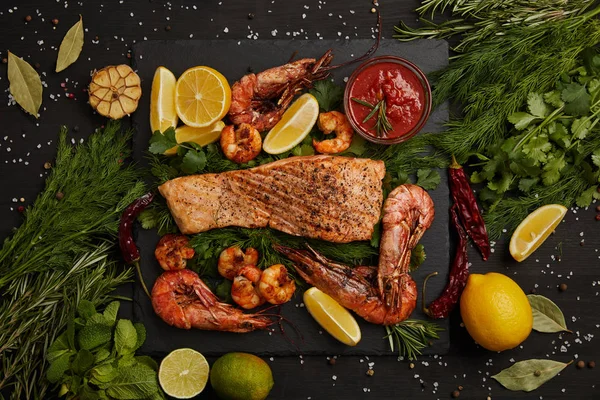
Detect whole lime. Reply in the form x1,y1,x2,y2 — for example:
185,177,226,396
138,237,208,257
210,352,274,400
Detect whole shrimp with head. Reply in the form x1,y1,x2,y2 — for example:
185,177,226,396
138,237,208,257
152,268,275,332
275,184,434,325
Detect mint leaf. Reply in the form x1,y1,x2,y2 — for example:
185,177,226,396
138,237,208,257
148,127,177,154
518,177,539,193
78,324,112,350
72,349,95,375
95,348,111,364
309,79,344,112
527,92,550,118
115,319,138,356
103,301,120,326
544,90,564,108
571,118,591,140
508,112,538,130
46,352,72,383
77,300,96,320
106,365,159,399
135,356,159,371
134,323,146,351
181,148,206,174
562,83,591,115
576,186,597,207
592,149,600,167
416,168,441,190
90,363,119,385
47,331,74,363
118,353,137,368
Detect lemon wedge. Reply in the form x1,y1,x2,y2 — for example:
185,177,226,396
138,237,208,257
262,93,319,154
303,287,361,346
163,121,225,156
509,204,567,262
158,348,209,399
175,66,231,128
150,66,178,133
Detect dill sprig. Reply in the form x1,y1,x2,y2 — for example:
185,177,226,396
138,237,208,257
385,319,444,361
0,122,145,397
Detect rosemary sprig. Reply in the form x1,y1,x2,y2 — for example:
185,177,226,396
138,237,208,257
352,97,393,137
385,319,443,361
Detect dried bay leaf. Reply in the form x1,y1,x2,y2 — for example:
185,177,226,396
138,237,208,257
56,15,84,72
492,359,572,392
528,294,571,333
7,51,43,117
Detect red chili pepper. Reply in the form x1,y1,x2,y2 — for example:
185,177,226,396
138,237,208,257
449,155,490,260
119,192,154,298
422,205,469,319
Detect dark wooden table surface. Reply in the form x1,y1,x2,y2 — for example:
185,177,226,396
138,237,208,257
0,1,599,399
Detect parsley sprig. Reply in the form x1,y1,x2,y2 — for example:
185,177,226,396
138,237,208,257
351,97,393,137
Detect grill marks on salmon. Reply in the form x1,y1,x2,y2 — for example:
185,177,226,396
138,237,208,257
159,155,386,243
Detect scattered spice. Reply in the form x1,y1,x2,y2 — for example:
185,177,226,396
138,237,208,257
34,62,40,69
2,58,7,64
589,361,596,369
19,198,25,203
576,360,585,369
371,7,377,13
43,162,52,169
530,288,537,294
52,18,59,25
559,283,568,292
25,15,32,22
126,52,132,59
17,206,25,213
328,358,336,365
55,191,64,200
366,369,374,376
534,370,541,376
457,385,464,391
409,362,415,369
596,205,600,212
248,13,255,19
595,214,600,221
165,25,171,31
451,390,460,398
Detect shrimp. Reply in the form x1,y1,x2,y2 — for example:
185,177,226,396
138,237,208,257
231,265,266,310
258,264,296,305
154,234,195,271
275,184,434,325
313,111,354,154
220,123,262,164
218,246,260,280
228,52,333,132
152,269,275,332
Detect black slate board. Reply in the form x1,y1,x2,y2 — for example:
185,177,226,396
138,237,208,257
130,39,449,357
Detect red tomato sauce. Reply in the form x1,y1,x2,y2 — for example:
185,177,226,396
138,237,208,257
348,62,425,139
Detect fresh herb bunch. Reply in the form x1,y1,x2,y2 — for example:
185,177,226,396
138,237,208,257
0,122,146,398
46,300,165,399
385,319,444,360
471,52,600,234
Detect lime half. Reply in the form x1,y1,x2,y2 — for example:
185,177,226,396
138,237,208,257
158,348,209,399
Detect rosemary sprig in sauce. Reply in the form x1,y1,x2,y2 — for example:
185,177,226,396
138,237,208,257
352,97,393,137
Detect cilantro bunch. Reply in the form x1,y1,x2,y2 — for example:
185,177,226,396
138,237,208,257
471,49,600,234
46,300,164,399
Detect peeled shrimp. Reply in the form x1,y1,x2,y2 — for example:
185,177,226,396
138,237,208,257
313,111,354,154
258,264,296,305
151,269,274,332
154,234,195,271
231,265,266,310
220,123,262,164
218,246,259,280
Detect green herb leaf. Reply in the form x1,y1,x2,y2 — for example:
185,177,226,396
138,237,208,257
370,222,381,248
541,154,566,186
103,301,120,325
518,177,539,193
135,356,159,371
528,294,570,333
522,135,551,164
148,128,178,154
56,15,84,72
181,148,207,174
95,349,111,364
134,323,146,351
72,349,95,375
409,243,426,271
90,363,119,385
77,300,96,320
46,352,72,383
47,331,74,363
571,118,591,140
576,186,598,207
7,51,43,117
115,319,138,356
416,168,441,190
562,83,591,115
592,149,600,167
492,359,572,392
309,80,344,112
508,112,537,130
543,90,564,108
527,92,550,118
215,279,233,302
105,364,160,399
78,324,112,351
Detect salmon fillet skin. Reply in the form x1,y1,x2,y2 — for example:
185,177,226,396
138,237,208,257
158,155,386,243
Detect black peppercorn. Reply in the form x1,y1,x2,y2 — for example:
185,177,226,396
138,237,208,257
248,12,255,19
589,361,596,369
328,357,336,365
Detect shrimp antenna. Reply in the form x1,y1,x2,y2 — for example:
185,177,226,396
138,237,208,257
321,7,382,72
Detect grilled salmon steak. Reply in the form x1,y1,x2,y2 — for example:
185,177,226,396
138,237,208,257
159,155,386,243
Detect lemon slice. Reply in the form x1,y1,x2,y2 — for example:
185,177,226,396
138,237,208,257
303,287,361,346
158,348,209,399
150,66,178,133
262,93,319,154
509,204,567,262
163,121,225,156
175,66,231,128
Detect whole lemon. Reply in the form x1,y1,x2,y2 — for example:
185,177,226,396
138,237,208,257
460,272,532,352
210,352,274,400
